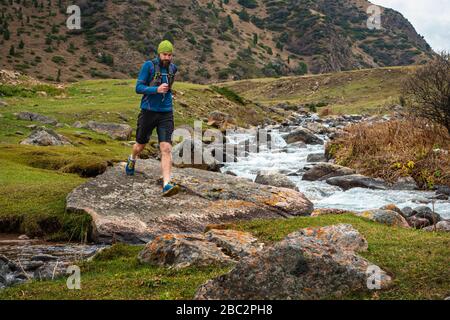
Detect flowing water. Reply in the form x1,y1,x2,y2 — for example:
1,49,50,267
221,120,450,219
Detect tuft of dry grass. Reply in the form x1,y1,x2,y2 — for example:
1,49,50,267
326,117,450,189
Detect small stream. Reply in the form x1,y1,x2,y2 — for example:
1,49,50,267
0,235,106,289
221,114,450,219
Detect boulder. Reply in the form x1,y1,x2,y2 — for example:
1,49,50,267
16,111,57,125
326,174,388,190
0,255,26,289
391,176,418,190
172,138,225,172
138,229,264,269
357,210,410,228
412,206,442,224
0,99,8,107
138,233,234,269
423,221,450,232
401,206,415,218
254,172,299,191
285,224,368,253
83,121,132,141
379,204,406,218
407,216,431,229
302,163,355,181
66,159,314,244
20,128,72,146
284,127,324,145
305,122,329,134
306,153,327,163
195,224,391,300
436,185,450,196
207,111,236,130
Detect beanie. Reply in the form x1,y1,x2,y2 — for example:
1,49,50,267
157,40,174,54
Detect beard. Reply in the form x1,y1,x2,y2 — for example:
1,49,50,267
160,59,170,68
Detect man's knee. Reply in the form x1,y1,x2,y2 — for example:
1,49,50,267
160,142,172,155
134,143,146,152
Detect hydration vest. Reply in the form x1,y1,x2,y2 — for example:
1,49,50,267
149,57,177,90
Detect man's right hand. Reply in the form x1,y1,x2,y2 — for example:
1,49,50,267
157,84,169,94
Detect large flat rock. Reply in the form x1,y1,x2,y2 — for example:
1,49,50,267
66,159,314,244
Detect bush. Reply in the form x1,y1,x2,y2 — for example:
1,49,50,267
210,85,245,105
238,0,258,9
326,118,450,189
51,55,65,65
402,52,450,134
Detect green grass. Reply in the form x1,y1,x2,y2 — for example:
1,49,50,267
1,215,448,300
219,66,414,115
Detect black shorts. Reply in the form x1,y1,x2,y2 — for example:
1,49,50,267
135,109,174,144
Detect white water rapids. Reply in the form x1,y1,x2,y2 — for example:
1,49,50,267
221,127,450,219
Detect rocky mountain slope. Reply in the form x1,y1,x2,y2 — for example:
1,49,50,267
0,0,434,83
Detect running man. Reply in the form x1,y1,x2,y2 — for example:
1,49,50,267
125,40,180,197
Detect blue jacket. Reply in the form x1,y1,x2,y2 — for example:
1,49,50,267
135,57,177,112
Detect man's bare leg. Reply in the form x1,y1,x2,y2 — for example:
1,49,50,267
131,143,146,159
159,142,172,186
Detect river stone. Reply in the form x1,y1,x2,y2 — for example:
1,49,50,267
20,128,72,146
326,174,388,190
391,176,418,190
412,206,442,224
302,163,355,181
401,206,415,218
0,255,26,288
407,216,431,229
254,172,299,191
16,111,57,125
436,185,450,196
195,224,391,300
83,121,132,141
138,233,234,269
357,210,410,228
305,122,329,134
423,221,450,232
66,159,314,244
284,127,324,145
306,153,327,163
379,204,406,218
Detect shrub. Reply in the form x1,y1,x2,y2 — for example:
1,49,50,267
326,118,450,188
402,52,450,134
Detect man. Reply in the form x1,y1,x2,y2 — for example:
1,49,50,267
125,40,180,197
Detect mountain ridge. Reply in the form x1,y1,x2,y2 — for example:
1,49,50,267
0,0,434,83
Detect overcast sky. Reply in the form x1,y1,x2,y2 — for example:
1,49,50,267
371,0,450,52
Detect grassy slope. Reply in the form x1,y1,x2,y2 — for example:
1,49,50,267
219,66,414,114
0,79,277,239
1,214,449,300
